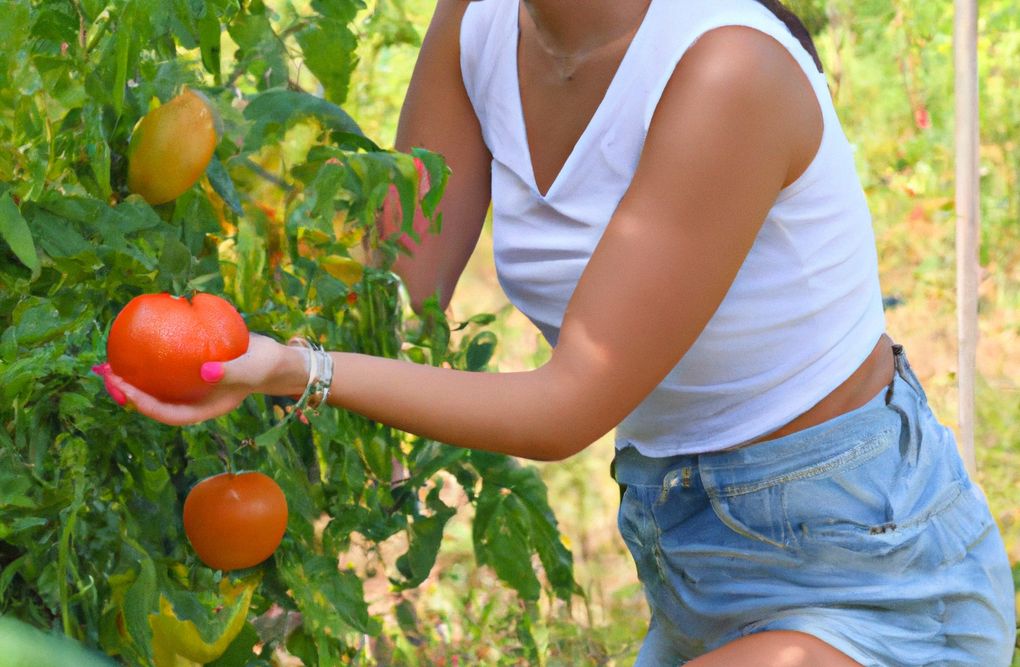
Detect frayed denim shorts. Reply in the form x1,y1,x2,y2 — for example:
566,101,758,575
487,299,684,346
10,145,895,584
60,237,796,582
613,344,1015,666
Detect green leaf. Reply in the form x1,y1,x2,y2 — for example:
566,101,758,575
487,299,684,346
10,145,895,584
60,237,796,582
28,208,94,260
12,298,70,346
470,454,577,600
233,215,267,312
253,421,287,450
474,481,542,601
206,155,243,215
296,19,357,105
410,148,449,221
122,557,157,662
465,331,497,371
198,11,223,81
407,440,467,486
226,11,287,91
83,103,112,200
157,233,192,289
0,616,116,667
206,622,263,667
111,20,131,117
279,554,381,636
393,486,456,588
242,89,367,152
0,193,40,277
452,312,496,331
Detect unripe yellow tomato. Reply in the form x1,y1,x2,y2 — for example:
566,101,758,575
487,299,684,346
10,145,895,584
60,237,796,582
127,88,219,205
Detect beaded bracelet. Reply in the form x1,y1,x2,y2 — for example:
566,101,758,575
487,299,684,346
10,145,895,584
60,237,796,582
287,336,334,412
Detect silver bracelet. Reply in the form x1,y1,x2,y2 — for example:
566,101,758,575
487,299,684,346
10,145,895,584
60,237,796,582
287,337,334,412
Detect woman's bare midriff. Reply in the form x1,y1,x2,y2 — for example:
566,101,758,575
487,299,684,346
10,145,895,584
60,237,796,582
745,333,895,446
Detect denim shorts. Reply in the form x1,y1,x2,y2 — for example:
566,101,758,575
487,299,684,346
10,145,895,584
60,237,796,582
613,344,1015,666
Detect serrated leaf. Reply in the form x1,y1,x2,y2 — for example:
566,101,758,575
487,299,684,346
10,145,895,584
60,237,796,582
158,234,191,287
28,207,93,259
474,482,541,601
83,103,112,200
122,557,157,663
279,554,380,636
393,488,456,588
242,89,366,152
0,192,40,276
150,577,257,665
13,298,63,346
226,11,287,90
296,20,357,105
470,454,576,600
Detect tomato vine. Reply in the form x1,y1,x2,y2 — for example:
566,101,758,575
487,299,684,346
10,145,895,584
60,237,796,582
0,1,578,664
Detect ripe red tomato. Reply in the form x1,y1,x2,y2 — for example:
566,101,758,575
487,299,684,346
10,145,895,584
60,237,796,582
183,471,288,571
106,292,248,404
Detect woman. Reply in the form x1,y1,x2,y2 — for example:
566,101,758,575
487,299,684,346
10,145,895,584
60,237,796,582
100,0,1015,664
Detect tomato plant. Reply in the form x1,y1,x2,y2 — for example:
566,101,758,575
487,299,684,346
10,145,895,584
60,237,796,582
183,471,288,572
0,1,578,665
107,293,249,404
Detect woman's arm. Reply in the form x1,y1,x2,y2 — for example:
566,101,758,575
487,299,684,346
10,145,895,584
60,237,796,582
108,27,821,462
381,0,493,312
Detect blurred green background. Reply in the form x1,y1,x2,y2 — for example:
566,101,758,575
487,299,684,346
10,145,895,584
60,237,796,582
343,0,1020,663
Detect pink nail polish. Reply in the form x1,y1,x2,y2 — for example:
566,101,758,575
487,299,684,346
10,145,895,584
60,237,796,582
200,362,225,383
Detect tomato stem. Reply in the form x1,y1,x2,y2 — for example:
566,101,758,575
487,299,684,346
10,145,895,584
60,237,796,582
224,439,237,475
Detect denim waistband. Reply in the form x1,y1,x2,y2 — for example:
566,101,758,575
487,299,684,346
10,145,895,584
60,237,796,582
612,344,923,495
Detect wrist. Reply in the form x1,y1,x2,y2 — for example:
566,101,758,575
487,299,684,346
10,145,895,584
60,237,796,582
285,337,334,410
269,342,311,396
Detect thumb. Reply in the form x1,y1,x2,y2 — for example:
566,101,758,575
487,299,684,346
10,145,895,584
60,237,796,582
199,361,226,384
199,333,278,388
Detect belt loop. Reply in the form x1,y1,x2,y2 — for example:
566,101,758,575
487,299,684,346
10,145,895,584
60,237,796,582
890,342,927,403
892,343,905,371
888,343,905,404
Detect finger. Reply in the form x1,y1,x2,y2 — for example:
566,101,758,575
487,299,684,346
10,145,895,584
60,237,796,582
116,380,242,427
92,363,126,406
213,333,288,390
200,361,225,384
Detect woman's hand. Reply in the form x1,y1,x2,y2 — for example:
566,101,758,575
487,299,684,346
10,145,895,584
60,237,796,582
93,333,307,426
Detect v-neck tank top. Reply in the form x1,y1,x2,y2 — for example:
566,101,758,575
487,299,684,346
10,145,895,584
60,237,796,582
460,0,887,456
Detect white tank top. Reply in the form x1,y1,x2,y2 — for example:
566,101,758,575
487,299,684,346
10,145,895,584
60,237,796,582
460,0,887,456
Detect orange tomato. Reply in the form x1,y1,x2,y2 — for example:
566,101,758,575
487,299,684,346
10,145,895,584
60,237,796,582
107,292,248,404
127,88,219,205
183,472,288,571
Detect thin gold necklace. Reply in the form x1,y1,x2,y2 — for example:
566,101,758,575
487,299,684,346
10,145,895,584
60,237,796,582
524,1,650,82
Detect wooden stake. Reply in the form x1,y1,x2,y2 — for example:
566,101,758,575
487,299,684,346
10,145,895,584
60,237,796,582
954,0,979,476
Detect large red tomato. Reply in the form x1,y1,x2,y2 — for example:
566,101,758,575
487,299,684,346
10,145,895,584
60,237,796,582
183,471,288,571
106,292,249,404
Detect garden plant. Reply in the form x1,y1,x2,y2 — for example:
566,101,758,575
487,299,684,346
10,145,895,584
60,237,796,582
0,1,577,664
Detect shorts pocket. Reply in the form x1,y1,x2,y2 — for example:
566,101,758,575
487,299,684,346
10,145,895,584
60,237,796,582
784,422,992,568
705,425,897,551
